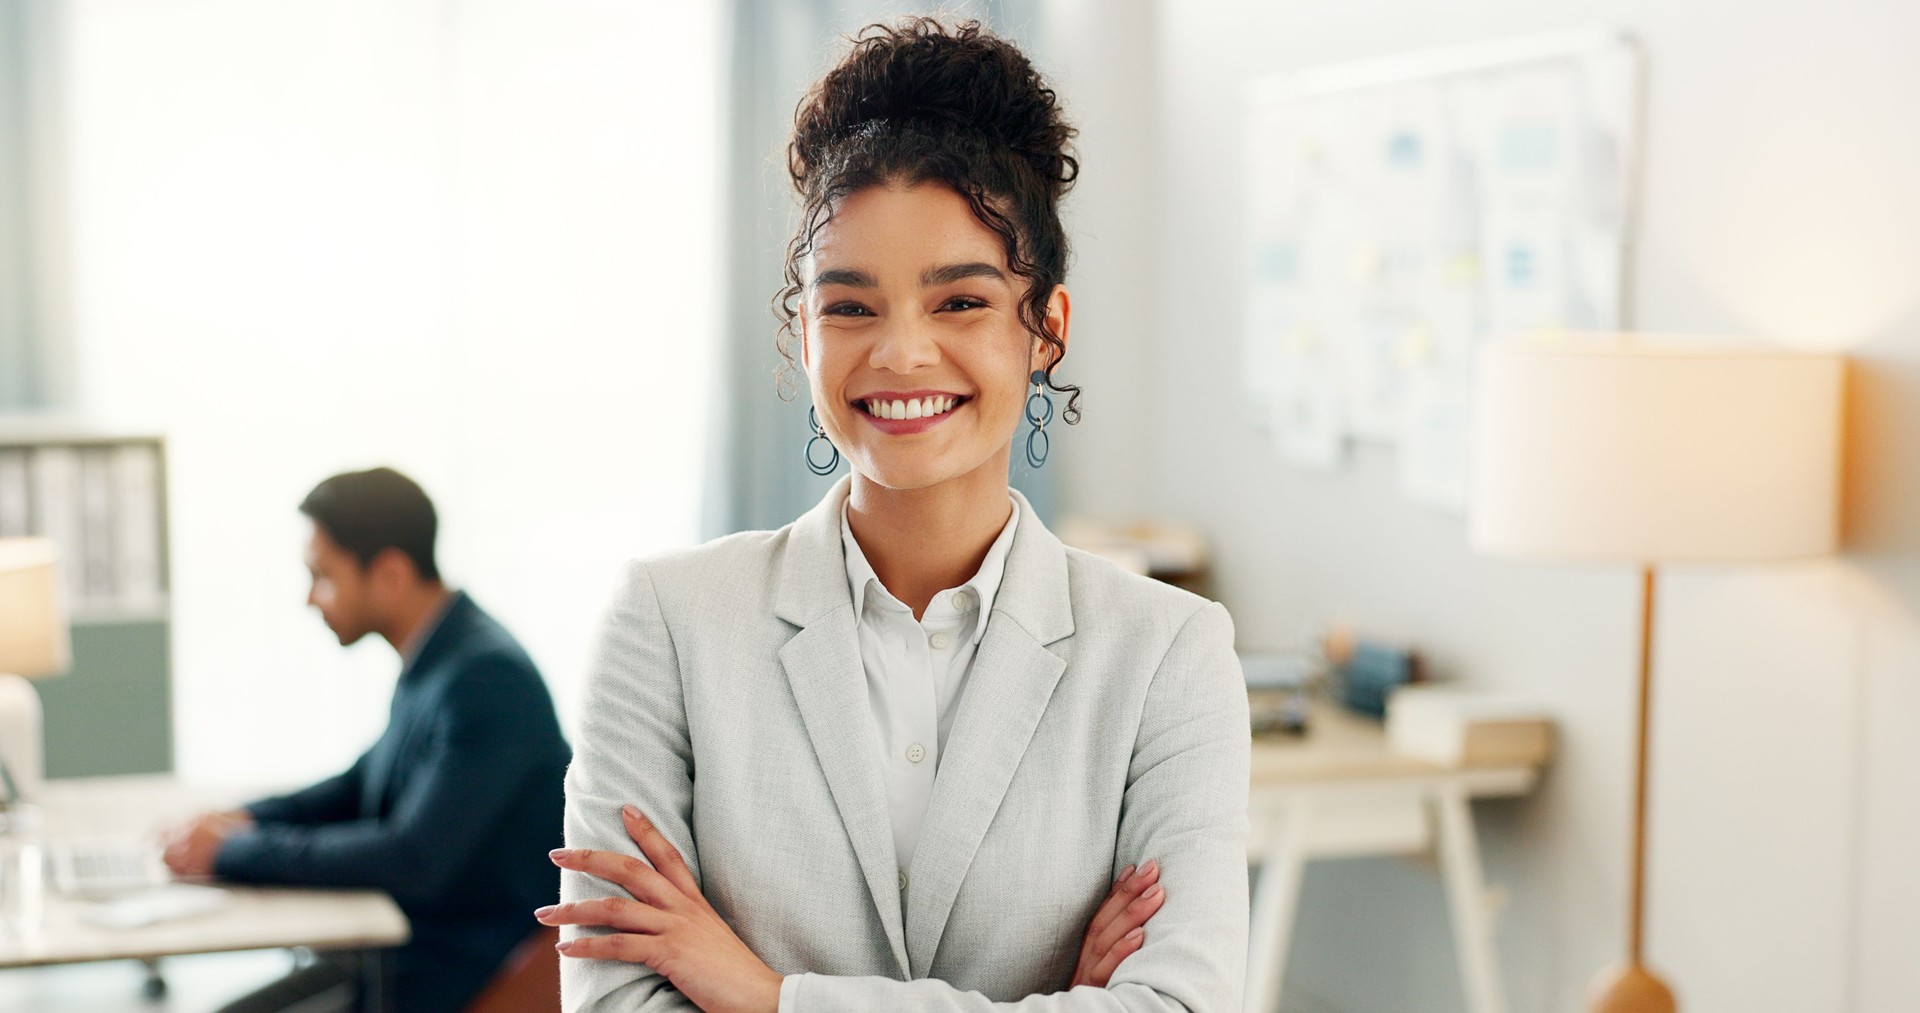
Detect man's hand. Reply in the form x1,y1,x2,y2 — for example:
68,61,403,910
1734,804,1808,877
1071,859,1165,988
540,805,782,1013
160,810,254,878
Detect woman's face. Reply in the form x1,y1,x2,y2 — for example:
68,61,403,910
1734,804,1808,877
800,182,1068,493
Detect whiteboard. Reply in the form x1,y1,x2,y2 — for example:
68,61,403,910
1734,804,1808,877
1241,29,1642,510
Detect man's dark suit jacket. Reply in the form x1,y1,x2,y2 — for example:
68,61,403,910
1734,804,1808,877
217,592,571,1013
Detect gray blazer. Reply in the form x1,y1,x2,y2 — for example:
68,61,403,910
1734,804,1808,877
561,479,1250,1011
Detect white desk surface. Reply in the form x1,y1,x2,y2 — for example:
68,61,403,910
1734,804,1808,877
0,775,409,969
1248,702,1541,795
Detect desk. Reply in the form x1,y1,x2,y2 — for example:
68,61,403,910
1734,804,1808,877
0,776,409,1006
1245,704,1542,1013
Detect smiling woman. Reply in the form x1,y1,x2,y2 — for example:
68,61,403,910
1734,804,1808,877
552,17,1250,1013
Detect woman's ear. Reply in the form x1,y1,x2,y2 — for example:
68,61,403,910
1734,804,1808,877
1033,283,1072,372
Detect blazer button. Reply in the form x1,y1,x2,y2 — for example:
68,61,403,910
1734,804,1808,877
906,743,926,764
898,871,908,891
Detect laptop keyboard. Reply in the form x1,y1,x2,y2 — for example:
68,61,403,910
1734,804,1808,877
50,838,170,898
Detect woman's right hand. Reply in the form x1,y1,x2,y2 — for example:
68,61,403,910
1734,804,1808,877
1070,860,1165,988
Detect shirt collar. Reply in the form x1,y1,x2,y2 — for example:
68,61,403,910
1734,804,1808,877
840,497,1020,647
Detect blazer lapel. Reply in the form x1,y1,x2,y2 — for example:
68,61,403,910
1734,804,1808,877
773,478,911,978
904,490,1075,977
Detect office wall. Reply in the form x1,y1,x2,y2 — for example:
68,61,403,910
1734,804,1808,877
1045,0,1920,1010
62,0,724,786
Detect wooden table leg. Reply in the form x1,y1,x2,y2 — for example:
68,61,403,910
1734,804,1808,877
1434,783,1506,1013
1245,796,1312,1013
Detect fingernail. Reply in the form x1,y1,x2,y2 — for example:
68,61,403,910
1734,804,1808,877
621,804,643,821
554,940,574,954
1126,927,1144,941
1145,885,1164,902
533,905,557,919
548,849,570,862
1142,859,1159,876
1119,863,1136,881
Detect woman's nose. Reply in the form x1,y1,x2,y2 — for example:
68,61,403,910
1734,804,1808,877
868,315,941,373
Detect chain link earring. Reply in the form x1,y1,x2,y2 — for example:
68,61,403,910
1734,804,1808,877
805,406,840,476
1024,370,1054,469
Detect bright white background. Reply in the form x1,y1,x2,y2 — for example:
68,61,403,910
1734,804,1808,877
62,0,723,787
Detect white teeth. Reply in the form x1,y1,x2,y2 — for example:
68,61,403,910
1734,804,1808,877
864,396,960,419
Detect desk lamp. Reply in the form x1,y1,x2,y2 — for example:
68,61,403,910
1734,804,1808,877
1468,334,1844,1013
0,538,71,802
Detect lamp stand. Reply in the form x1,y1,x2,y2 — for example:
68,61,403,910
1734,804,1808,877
1588,567,1677,1012
0,672,44,801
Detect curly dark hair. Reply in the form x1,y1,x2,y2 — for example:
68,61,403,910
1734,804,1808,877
774,16,1082,423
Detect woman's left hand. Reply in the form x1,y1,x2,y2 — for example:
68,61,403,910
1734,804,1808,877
538,805,783,1013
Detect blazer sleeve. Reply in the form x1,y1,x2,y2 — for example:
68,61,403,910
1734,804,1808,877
560,562,702,1013
214,655,555,908
243,748,371,826
784,602,1252,1013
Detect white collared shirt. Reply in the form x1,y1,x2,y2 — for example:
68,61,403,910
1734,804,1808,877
840,497,1019,880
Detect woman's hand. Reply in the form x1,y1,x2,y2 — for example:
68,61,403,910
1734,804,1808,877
1071,860,1165,987
538,805,782,1013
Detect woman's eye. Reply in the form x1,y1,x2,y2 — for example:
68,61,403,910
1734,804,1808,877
941,297,987,311
823,303,872,317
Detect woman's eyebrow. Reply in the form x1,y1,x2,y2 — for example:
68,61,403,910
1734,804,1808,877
922,261,1006,286
811,267,876,289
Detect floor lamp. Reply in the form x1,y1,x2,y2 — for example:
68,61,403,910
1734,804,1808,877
1467,334,1844,1013
0,538,71,803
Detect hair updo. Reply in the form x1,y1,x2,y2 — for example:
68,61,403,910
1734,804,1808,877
775,17,1082,424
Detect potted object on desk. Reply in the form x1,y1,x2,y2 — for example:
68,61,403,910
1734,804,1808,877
1323,626,1422,718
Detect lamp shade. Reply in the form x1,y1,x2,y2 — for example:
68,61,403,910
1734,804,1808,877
1470,335,1844,563
0,538,71,677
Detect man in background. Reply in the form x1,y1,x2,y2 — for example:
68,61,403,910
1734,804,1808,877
163,467,571,1013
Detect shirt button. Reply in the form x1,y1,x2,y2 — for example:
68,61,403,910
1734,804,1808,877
906,743,926,764
953,589,976,611
928,631,953,650
898,871,908,891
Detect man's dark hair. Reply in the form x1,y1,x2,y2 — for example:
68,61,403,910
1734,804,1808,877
299,467,440,581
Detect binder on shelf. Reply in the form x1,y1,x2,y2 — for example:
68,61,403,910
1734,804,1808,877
0,430,168,620
79,447,117,602
28,446,82,608
113,444,165,609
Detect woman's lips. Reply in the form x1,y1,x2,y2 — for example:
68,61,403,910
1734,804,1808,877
854,394,966,435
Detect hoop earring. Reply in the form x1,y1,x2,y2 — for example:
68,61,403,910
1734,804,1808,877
1024,370,1054,469
805,406,840,476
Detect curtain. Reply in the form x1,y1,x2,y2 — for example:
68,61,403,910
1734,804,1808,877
0,0,70,411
